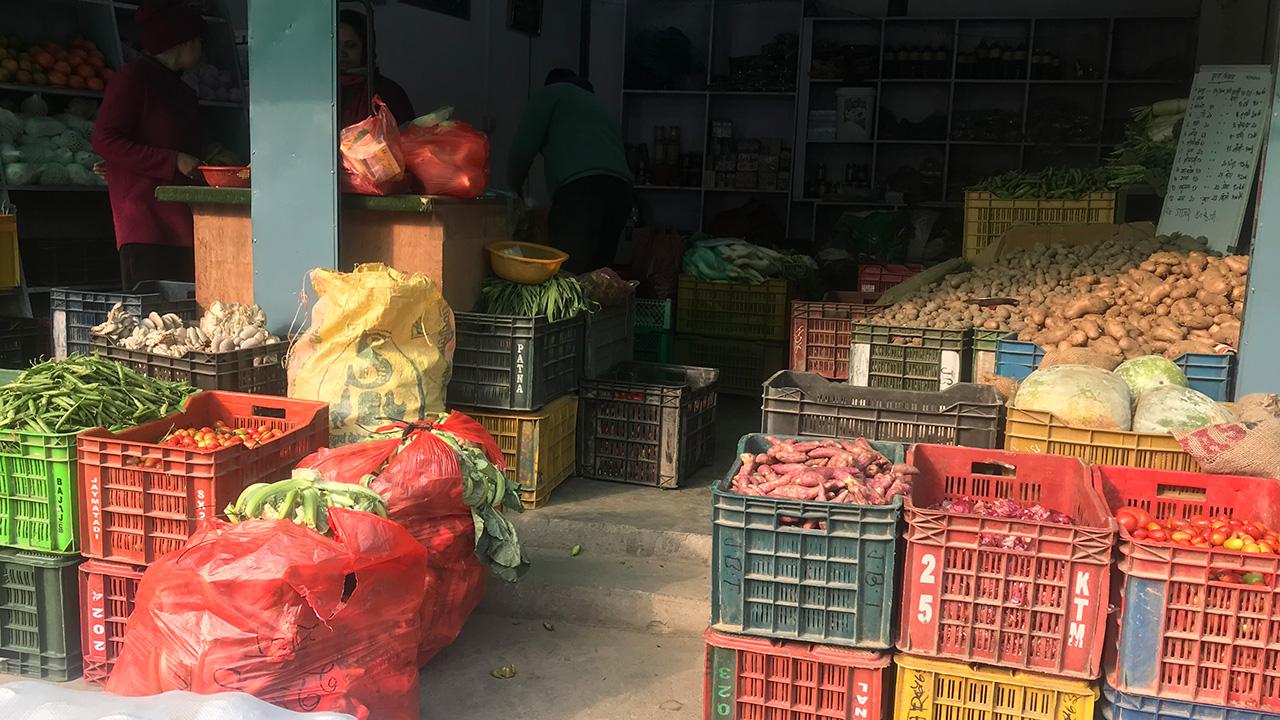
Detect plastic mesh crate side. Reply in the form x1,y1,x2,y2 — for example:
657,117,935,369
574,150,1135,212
1005,407,1197,472
584,298,635,378
704,627,892,720
858,264,923,294
456,395,577,510
78,559,143,686
675,275,790,342
761,371,1005,449
634,330,673,363
1172,353,1235,402
0,549,83,681
672,335,786,397
963,191,1116,260
634,299,673,332
75,392,329,564
790,297,879,381
898,444,1114,678
93,341,288,395
449,313,584,411
971,328,1008,380
50,283,197,359
850,324,973,391
994,333,1043,381
0,317,40,367
1101,683,1277,720
894,653,1099,720
711,433,904,648
0,430,80,553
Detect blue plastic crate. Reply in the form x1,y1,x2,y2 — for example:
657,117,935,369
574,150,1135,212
711,433,904,649
1102,684,1280,720
993,333,1235,401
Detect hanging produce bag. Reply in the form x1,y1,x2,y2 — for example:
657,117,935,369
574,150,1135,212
288,264,455,447
339,96,410,196
400,107,490,198
106,509,426,720
296,410,528,666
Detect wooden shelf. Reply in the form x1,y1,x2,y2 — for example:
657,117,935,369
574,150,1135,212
0,82,103,99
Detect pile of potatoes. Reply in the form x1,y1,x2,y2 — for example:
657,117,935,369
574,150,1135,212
868,233,1248,360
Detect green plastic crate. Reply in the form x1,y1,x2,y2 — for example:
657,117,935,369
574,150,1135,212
635,330,673,363
971,328,1008,380
0,429,80,554
635,299,673,332
711,433,904,648
0,548,82,680
850,323,972,391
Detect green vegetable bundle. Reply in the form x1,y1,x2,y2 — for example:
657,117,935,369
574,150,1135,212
224,469,388,535
683,240,816,284
970,167,1110,200
478,273,591,322
1105,100,1186,196
429,427,527,581
0,355,196,434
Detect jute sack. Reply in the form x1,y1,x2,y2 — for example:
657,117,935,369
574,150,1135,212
1175,420,1280,479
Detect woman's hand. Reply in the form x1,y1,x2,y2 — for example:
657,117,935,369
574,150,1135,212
92,161,106,178
177,152,200,177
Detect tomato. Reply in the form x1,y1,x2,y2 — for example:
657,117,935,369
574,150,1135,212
1258,542,1274,554
1170,530,1193,543
1116,512,1139,533
1244,573,1266,586
1224,536,1246,551
1148,528,1169,542
1244,543,1263,553
1133,528,1149,540
1210,530,1230,546
1190,516,1212,528
1169,518,1191,530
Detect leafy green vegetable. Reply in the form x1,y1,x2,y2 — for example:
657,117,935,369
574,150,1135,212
971,167,1109,200
478,273,592,322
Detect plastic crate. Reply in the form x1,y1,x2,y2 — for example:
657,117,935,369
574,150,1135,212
675,274,790,342
762,371,1005,449
0,549,82,681
712,433,905,648
851,323,972,392
899,444,1114,679
971,328,1007,381
1094,464,1280,711
672,334,786,397
635,330,673,364
1004,407,1197,472
454,394,577,510
93,340,287,396
963,190,1117,260
790,293,882,381
578,362,718,489
78,559,144,686
1101,683,1280,720
0,428,79,553
0,317,40,367
76,391,329,566
448,312,585,411
894,652,1099,720
858,264,923,295
0,214,17,290
635,298,673,332
993,334,1235,401
704,627,891,720
584,298,635,378
50,281,197,359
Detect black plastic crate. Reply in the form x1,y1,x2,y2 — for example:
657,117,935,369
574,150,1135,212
448,312,585,411
0,549,83,681
0,317,40,367
583,297,635,378
762,370,1005,449
578,362,718,489
850,323,972,392
50,281,197,358
92,339,288,395
672,334,786,397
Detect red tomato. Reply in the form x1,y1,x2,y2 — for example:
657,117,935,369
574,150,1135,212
1170,530,1193,543
1133,528,1150,541
1210,530,1230,546
1169,518,1191,530
1116,512,1139,533
1148,528,1169,542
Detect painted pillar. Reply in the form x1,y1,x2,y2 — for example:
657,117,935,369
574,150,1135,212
1237,67,1280,396
247,0,339,335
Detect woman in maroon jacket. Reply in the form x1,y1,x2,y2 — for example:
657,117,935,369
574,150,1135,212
338,9,415,128
92,0,203,290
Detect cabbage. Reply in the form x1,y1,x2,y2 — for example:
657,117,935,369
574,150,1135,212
1012,364,1133,430
0,143,20,163
17,142,49,162
1114,355,1188,398
0,107,19,135
74,150,102,167
38,163,69,185
48,148,73,164
66,164,94,185
1133,385,1236,434
22,116,65,138
4,162,36,186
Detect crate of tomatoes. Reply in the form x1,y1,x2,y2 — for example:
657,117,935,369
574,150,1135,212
1096,464,1280,711
76,392,329,566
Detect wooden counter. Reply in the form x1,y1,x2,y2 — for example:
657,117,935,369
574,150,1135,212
156,186,507,313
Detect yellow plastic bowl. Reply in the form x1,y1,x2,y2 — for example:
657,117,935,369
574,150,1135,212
486,241,569,284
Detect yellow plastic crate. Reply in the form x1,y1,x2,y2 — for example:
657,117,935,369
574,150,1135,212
1004,406,1196,472
0,214,18,290
963,191,1116,261
894,653,1098,720
456,394,577,509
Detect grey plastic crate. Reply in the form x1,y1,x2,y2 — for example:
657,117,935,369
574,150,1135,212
583,297,635,378
50,282,197,358
448,312,585,411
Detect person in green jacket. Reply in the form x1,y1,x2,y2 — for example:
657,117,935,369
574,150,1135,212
508,69,633,272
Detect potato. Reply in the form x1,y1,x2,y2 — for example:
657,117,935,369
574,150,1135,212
1225,255,1249,273
1152,325,1185,343
1038,326,1072,345
1090,336,1122,356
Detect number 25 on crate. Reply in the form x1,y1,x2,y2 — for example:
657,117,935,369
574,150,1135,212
896,445,1116,679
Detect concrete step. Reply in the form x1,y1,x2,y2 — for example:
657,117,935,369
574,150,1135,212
512,510,712,564
481,544,710,637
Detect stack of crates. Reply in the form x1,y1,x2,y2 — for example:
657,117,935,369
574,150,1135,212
893,444,1110,720
673,274,788,396
453,394,579,509
634,298,673,364
850,322,972,392
73,391,329,685
1095,465,1280,718
50,282,198,359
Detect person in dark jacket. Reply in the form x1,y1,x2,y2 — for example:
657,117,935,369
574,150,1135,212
92,0,203,290
338,9,415,128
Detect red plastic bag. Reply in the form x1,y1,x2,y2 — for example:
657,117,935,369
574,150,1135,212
400,120,490,198
296,411,501,665
106,508,426,720
339,96,410,196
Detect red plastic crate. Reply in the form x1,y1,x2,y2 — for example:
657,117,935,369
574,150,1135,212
789,292,881,380
78,559,143,686
703,627,890,720
898,445,1115,679
858,264,923,295
1094,465,1280,711
76,392,329,566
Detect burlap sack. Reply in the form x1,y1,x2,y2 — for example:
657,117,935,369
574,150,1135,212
1039,348,1120,372
1175,420,1280,479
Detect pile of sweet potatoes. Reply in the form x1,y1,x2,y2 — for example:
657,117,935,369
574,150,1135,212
729,436,917,505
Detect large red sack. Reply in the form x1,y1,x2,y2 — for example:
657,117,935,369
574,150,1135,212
106,508,426,720
296,411,499,665
340,96,411,196
400,120,489,198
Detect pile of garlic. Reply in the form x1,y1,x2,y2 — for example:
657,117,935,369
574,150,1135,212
92,301,281,358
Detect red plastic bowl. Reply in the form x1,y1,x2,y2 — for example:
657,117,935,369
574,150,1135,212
199,165,251,188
